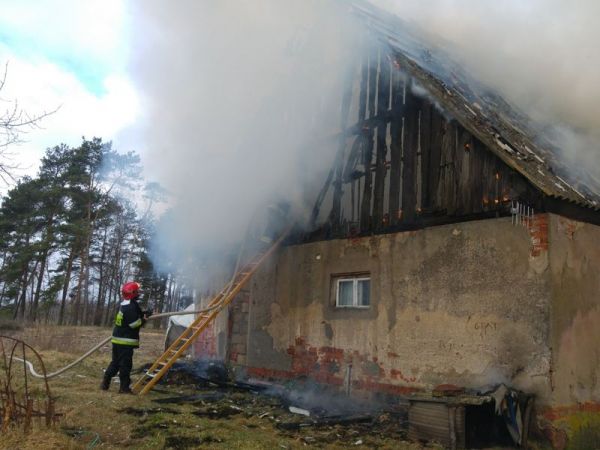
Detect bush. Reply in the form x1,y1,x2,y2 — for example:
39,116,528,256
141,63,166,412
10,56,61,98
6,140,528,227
0,319,23,332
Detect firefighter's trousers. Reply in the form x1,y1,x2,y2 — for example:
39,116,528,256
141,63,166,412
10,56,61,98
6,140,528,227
104,344,134,389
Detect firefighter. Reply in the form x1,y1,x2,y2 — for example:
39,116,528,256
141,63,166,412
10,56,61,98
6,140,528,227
100,281,151,394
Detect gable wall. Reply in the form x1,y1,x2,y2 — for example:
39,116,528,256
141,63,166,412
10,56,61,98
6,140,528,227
314,47,540,239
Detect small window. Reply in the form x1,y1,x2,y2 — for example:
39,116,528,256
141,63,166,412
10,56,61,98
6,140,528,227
335,276,370,308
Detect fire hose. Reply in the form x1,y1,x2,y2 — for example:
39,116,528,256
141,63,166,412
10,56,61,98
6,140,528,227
14,306,220,380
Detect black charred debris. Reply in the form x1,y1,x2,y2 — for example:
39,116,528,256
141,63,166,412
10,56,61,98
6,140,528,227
132,359,408,443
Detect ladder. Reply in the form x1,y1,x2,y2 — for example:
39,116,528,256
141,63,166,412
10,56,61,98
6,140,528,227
132,228,290,395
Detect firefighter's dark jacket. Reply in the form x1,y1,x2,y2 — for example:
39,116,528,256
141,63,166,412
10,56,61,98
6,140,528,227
111,299,144,347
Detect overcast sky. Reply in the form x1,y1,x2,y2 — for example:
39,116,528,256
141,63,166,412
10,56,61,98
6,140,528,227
0,0,137,189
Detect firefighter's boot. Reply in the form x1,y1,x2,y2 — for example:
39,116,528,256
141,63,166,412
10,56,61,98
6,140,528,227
118,386,133,394
100,376,111,391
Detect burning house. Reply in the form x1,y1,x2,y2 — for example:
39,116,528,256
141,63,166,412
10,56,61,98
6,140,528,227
189,2,600,448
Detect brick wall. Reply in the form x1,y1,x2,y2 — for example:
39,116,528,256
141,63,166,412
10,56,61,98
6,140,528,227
528,213,549,257
228,290,250,365
193,321,218,358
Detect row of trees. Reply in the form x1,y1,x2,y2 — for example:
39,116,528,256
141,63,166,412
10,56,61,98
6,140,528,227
0,138,193,326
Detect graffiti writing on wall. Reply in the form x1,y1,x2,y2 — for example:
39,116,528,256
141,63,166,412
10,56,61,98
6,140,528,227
474,321,498,339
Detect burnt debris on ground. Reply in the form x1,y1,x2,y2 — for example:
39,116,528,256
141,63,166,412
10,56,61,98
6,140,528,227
127,359,411,449
156,360,399,419
131,360,536,449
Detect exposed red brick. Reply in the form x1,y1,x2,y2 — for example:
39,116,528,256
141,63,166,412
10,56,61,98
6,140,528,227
294,336,307,347
541,402,600,421
538,402,600,450
390,368,417,383
246,338,422,397
528,213,549,257
319,346,344,357
286,337,319,376
194,322,217,358
247,367,295,380
227,292,250,364
432,384,465,396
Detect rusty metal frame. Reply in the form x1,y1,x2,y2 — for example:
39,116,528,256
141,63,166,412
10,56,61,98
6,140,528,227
0,335,60,432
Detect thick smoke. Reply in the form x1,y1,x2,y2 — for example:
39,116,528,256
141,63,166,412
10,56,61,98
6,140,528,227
125,0,600,277
371,0,600,180
124,1,360,273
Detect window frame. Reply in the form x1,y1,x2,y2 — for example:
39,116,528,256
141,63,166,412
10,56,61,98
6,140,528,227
335,276,371,309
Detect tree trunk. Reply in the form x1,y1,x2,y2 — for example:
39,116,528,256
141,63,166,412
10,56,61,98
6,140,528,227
58,245,76,326
103,275,116,326
12,233,32,320
13,267,29,320
30,246,50,322
76,173,95,326
93,226,109,325
29,268,36,316
104,234,123,326
0,250,9,306
71,246,86,325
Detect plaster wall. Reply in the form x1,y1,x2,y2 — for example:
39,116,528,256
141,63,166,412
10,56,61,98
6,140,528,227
548,214,600,406
244,216,553,401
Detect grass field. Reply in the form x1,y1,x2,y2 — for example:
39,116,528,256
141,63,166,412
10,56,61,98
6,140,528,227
0,325,438,450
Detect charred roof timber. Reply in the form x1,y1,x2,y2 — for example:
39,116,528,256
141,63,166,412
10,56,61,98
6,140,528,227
349,0,600,212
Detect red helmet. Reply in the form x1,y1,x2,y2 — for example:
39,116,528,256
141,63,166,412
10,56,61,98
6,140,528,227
122,281,141,300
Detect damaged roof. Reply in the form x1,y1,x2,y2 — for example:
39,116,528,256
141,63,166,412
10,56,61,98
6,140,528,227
351,1,600,210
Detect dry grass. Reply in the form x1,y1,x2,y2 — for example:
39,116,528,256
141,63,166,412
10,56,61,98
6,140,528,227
0,325,436,450
1,325,166,449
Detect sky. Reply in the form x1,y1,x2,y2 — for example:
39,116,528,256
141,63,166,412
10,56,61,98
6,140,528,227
0,0,138,189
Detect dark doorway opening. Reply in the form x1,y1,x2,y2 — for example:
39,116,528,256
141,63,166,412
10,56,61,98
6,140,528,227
465,402,516,448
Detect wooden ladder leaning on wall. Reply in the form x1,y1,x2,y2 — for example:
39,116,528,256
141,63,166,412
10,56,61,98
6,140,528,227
132,227,291,395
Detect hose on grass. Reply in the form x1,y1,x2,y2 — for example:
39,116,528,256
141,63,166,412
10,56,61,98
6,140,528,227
15,218,268,381
13,306,219,380
86,431,101,450
63,428,101,449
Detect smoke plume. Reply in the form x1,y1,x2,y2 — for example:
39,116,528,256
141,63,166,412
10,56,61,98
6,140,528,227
123,0,361,273
124,0,600,276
